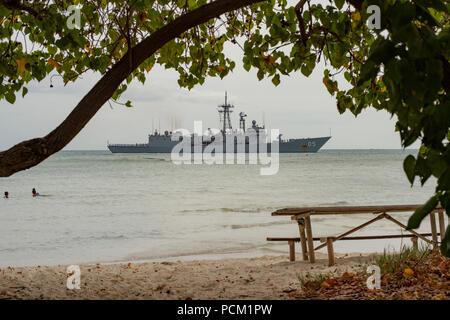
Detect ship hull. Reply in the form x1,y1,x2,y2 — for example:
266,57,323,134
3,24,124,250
108,136,331,153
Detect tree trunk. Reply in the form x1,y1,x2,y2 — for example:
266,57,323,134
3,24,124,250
0,0,263,177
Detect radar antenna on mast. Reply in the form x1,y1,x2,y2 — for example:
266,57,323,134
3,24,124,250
239,112,247,132
217,91,234,134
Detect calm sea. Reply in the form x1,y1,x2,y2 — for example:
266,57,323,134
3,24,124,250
0,150,442,267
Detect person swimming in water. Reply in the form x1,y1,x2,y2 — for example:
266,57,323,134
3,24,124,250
32,188,39,197
4,191,8,199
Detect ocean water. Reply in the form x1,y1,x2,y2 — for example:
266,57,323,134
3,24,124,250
0,150,443,267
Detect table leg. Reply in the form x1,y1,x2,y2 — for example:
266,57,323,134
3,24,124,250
430,212,438,248
326,237,335,266
288,240,295,262
411,236,418,250
438,211,446,242
304,216,315,263
297,219,308,261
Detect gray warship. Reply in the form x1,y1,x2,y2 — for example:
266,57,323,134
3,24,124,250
108,93,331,153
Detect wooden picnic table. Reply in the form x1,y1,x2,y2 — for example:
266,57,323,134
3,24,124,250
269,204,447,266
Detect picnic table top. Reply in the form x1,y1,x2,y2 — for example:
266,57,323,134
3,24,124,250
271,204,443,216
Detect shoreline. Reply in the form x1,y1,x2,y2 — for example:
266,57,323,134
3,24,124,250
0,247,380,269
0,253,373,300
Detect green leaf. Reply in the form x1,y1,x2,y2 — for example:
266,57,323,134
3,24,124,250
335,0,345,10
257,69,264,81
301,64,313,77
5,91,16,104
287,7,296,22
272,74,280,86
187,0,196,9
427,152,447,178
407,195,439,229
403,155,416,185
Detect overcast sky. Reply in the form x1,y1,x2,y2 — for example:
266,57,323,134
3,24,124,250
0,3,420,151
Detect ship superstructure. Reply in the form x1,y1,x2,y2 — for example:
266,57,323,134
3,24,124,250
107,93,331,153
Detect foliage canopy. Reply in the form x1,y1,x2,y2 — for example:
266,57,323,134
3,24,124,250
0,0,448,255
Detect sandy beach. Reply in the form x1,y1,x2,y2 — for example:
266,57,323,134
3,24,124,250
0,253,371,300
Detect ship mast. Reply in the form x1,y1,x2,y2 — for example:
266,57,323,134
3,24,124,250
218,91,234,134
239,112,247,132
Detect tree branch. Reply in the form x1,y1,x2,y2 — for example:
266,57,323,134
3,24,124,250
294,0,307,45
346,0,363,11
0,0,264,177
0,0,41,18
437,54,450,94
295,0,364,46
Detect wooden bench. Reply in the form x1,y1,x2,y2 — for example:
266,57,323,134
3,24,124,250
267,233,437,264
269,204,447,266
